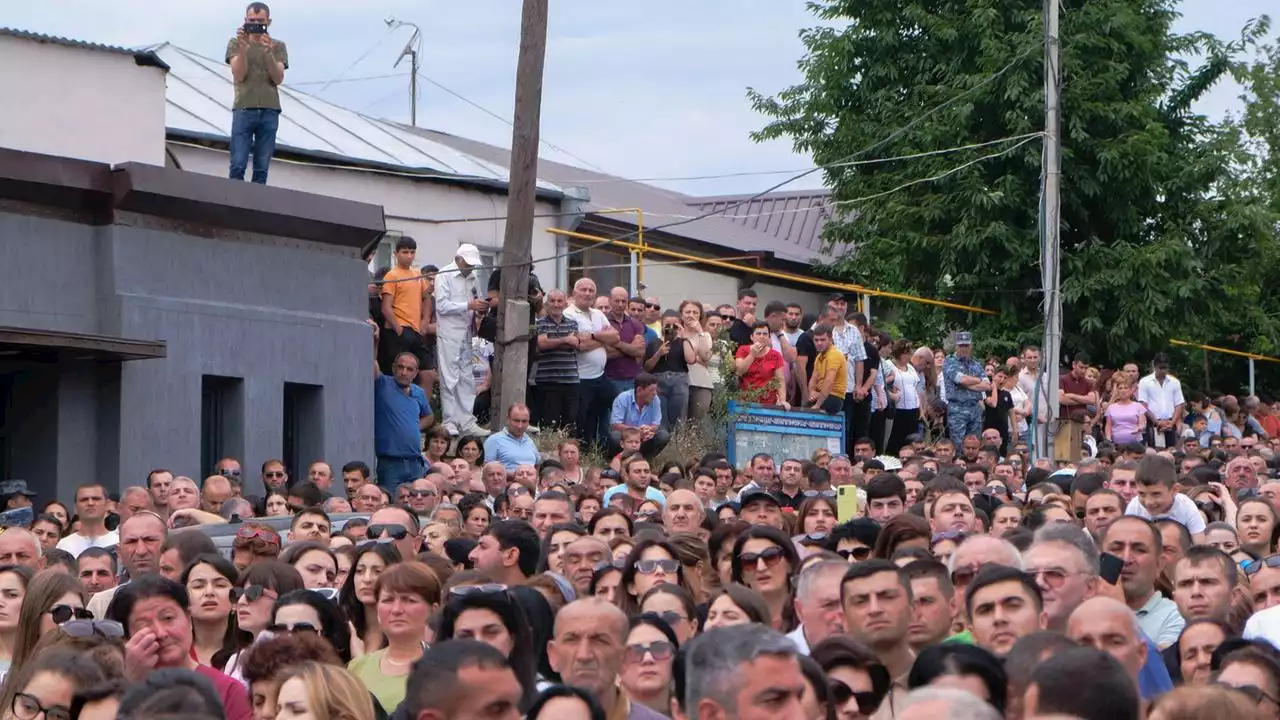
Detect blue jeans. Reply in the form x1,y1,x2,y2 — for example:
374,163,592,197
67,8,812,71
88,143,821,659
376,454,425,492
229,108,281,184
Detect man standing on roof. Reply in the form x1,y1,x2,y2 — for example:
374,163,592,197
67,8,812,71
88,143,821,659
226,2,287,184
436,243,492,437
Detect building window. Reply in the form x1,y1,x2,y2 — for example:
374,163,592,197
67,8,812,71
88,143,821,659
283,382,324,483
201,375,244,477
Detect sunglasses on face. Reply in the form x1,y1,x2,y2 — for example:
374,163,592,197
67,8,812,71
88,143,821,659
1024,567,1077,590
231,585,276,603
267,622,318,635
739,546,786,569
366,524,410,540
265,471,286,478
407,489,437,499
829,680,881,714
635,559,680,575
49,605,93,624
838,547,873,562
951,565,982,587
803,490,837,498
449,583,509,598
624,640,674,663
1213,681,1280,706
58,619,124,639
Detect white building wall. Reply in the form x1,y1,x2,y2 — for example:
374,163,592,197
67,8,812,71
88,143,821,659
751,281,827,314
640,262,740,310
0,36,167,166
168,144,562,281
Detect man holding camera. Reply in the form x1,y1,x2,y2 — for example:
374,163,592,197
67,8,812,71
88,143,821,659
226,2,288,184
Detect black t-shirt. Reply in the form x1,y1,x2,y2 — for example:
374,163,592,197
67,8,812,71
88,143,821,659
729,318,753,348
793,332,816,362
649,335,690,374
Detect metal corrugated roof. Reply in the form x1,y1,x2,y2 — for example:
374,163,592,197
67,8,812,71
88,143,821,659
687,189,843,255
0,27,169,70
150,43,561,196
411,128,831,264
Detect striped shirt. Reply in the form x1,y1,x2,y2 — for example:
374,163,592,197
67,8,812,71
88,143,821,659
534,313,579,384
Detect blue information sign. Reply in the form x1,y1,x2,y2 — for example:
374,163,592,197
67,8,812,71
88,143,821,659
725,402,847,469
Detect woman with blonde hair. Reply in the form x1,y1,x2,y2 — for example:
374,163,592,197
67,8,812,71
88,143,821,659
275,661,375,720
1148,683,1268,720
679,299,715,421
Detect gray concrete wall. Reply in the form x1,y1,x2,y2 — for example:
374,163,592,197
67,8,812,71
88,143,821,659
0,211,374,496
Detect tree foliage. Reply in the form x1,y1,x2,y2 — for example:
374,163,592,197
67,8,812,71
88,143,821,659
750,0,1279,391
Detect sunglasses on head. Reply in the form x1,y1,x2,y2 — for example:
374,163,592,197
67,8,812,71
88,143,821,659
49,605,93,624
366,523,410,541
236,526,280,545
829,679,881,714
739,546,787,569
838,547,873,562
267,622,318,635
58,619,124,639
449,583,509,598
1242,554,1280,576
651,610,687,628
230,585,275,603
635,559,679,575
624,640,674,664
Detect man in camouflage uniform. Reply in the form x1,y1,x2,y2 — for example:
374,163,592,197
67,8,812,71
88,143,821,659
942,332,990,446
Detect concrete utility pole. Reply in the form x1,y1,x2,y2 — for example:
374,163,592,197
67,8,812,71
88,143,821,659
491,0,548,427
1039,0,1063,460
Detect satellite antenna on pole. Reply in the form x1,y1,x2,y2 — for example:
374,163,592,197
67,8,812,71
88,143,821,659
385,17,422,126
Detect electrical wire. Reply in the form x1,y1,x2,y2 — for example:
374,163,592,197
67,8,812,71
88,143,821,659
415,71,612,175
290,72,408,87
316,30,395,94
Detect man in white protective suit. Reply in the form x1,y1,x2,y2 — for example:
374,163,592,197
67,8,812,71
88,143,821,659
434,243,492,436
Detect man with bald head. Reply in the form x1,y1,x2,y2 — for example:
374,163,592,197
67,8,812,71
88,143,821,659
200,475,234,514
1068,596,1173,701
307,461,334,492
1067,597,1147,689
481,462,509,499
548,598,667,720
534,288,582,431
0,528,41,570
118,486,154,522
564,277,620,448
663,489,704,535
87,511,168,618
604,286,648,402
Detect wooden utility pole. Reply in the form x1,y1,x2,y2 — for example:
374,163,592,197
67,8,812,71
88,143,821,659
491,0,548,427
1037,0,1062,460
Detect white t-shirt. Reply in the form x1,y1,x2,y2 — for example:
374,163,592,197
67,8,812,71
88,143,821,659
55,530,119,558
1124,493,1205,535
1243,604,1280,649
564,304,608,380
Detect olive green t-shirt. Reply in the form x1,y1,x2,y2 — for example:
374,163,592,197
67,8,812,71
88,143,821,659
225,36,288,110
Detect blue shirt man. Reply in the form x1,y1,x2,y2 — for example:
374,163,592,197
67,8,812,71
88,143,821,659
607,374,670,457
942,332,988,444
374,352,434,488
484,403,540,471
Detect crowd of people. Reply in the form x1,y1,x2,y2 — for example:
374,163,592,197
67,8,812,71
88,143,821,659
0,259,1275,720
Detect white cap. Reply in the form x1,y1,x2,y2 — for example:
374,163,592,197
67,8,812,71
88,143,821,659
456,243,482,266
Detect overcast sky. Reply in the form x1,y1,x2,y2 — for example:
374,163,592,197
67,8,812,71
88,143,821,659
4,0,1273,196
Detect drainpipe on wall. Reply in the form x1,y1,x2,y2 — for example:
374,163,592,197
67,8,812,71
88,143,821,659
557,185,590,291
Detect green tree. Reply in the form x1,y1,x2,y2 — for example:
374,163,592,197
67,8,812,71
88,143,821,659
750,0,1278,386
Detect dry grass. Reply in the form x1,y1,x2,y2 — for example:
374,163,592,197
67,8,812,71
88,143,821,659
533,424,610,469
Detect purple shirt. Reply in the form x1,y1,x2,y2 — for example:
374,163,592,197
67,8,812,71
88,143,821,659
604,313,646,380
1106,401,1146,444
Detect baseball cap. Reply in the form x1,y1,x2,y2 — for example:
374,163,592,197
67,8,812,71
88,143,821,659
599,469,621,482
739,489,780,509
455,243,482,266
826,293,846,304
955,331,973,346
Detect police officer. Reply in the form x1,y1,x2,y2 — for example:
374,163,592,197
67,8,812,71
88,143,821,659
942,331,990,447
